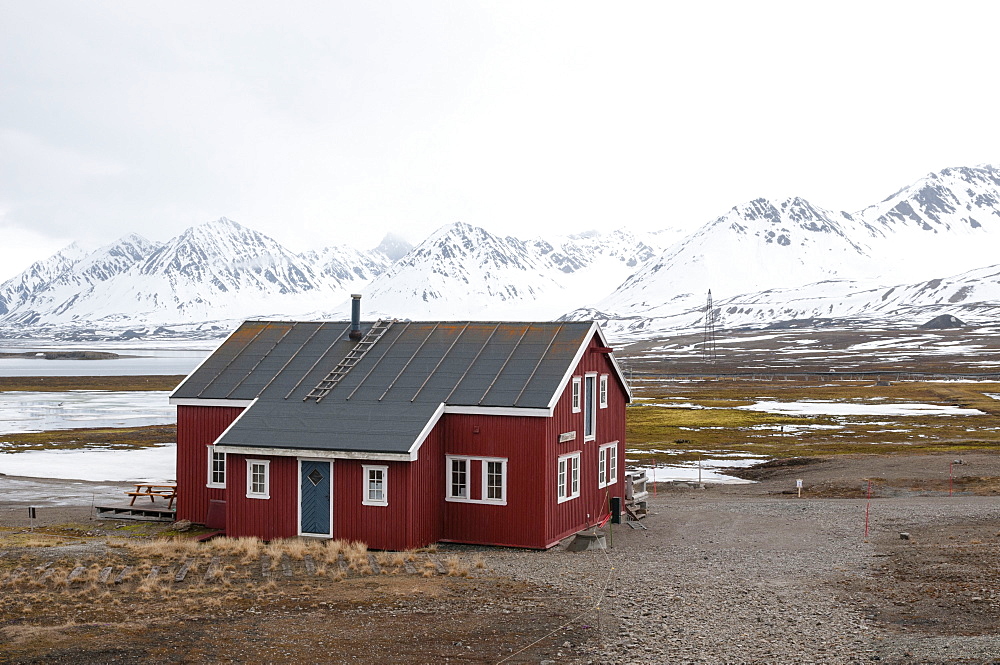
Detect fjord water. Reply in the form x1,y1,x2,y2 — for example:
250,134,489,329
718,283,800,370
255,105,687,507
0,348,205,376
0,345,196,483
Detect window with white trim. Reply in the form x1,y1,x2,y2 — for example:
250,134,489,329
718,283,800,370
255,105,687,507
558,452,581,502
246,459,270,499
446,456,507,504
599,442,619,488
571,377,582,413
207,445,226,488
584,373,597,441
485,459,506,502
363,465,388,506
599,374,609,409
448,457,468,499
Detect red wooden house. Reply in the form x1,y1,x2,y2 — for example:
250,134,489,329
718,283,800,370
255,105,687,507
170,304,631,550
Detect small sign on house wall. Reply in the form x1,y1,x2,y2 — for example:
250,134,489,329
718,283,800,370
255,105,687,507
559,431,577,443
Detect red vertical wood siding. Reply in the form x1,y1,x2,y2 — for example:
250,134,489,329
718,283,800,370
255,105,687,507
225,454,298,541
440,413,549,548
333,459,412,550
405,424,445,548
331,426,444,551
543,333,628,546
175,405,243,523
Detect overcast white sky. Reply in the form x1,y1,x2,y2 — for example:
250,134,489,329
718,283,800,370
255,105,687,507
1,1,997,282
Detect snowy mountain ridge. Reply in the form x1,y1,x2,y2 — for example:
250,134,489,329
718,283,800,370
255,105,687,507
2,163,999,340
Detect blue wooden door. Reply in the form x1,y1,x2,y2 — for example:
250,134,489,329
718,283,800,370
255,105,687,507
300,460,331,535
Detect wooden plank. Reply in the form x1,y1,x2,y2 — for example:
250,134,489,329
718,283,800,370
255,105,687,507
67,566,85,583
204,555,221,581
114,566,133,584
146,566,160,581
303,555,316,576
261,555,272,578
403,560,417,575
367,554,381,575
174,559,192,582
280,554,293,578
431,557,448,575
39,567,56,584
98,566,113,584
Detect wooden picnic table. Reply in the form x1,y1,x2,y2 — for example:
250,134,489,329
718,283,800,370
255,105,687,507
127,483,177,509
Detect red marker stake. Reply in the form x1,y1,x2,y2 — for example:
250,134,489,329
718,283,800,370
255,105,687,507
864,480,872,539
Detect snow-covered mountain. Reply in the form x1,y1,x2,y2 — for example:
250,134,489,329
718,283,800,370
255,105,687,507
337,223,676,320
2,163,999,339
0,218,391,327
357,222,563,319
726,263,1000,327
0,234,161,325
0,243,88,318
858,165,1000,281
373,232,414,262
588,197,880,322
568,164,1000,338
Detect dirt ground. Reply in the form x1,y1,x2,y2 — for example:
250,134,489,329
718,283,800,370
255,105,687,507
2,452,1000,664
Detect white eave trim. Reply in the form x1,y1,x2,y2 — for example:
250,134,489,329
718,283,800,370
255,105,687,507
406,402,446,461
443,405,550,417
213,445,412,462
169,398,256,407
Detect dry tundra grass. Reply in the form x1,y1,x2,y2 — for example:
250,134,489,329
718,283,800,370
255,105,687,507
1,531,478,623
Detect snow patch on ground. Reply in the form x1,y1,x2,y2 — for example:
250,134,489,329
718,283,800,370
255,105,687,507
0,443,176,483
737,400,986,417
628,455,766,484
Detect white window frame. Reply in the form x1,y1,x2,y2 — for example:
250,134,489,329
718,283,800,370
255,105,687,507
557,452,581,503
447,456,469,500
246,459,270,499
599,374,609,409
362,464,388,506
571,377,582,413
446,455,507,505
483,458,507,504
599,442,619,488
584,373,597,441
207,445,226,488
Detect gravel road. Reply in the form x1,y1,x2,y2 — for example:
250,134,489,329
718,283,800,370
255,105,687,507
487,458,1000,664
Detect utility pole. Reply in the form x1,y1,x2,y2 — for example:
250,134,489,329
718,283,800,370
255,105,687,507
702,289,717,362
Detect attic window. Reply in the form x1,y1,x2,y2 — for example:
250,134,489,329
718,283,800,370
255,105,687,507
599,374,608,409
571,377,582,413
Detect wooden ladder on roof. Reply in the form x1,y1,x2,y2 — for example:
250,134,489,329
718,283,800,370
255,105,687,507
304,320,393,402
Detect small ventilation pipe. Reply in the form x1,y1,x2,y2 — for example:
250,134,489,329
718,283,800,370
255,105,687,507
349,294,363,340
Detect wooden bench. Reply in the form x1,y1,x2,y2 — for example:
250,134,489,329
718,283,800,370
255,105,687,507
128,484,177,509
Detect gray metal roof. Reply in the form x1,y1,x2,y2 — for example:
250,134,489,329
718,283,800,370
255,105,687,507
172,320,604,456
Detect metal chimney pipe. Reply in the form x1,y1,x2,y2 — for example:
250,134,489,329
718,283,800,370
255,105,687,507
349,294,363,340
